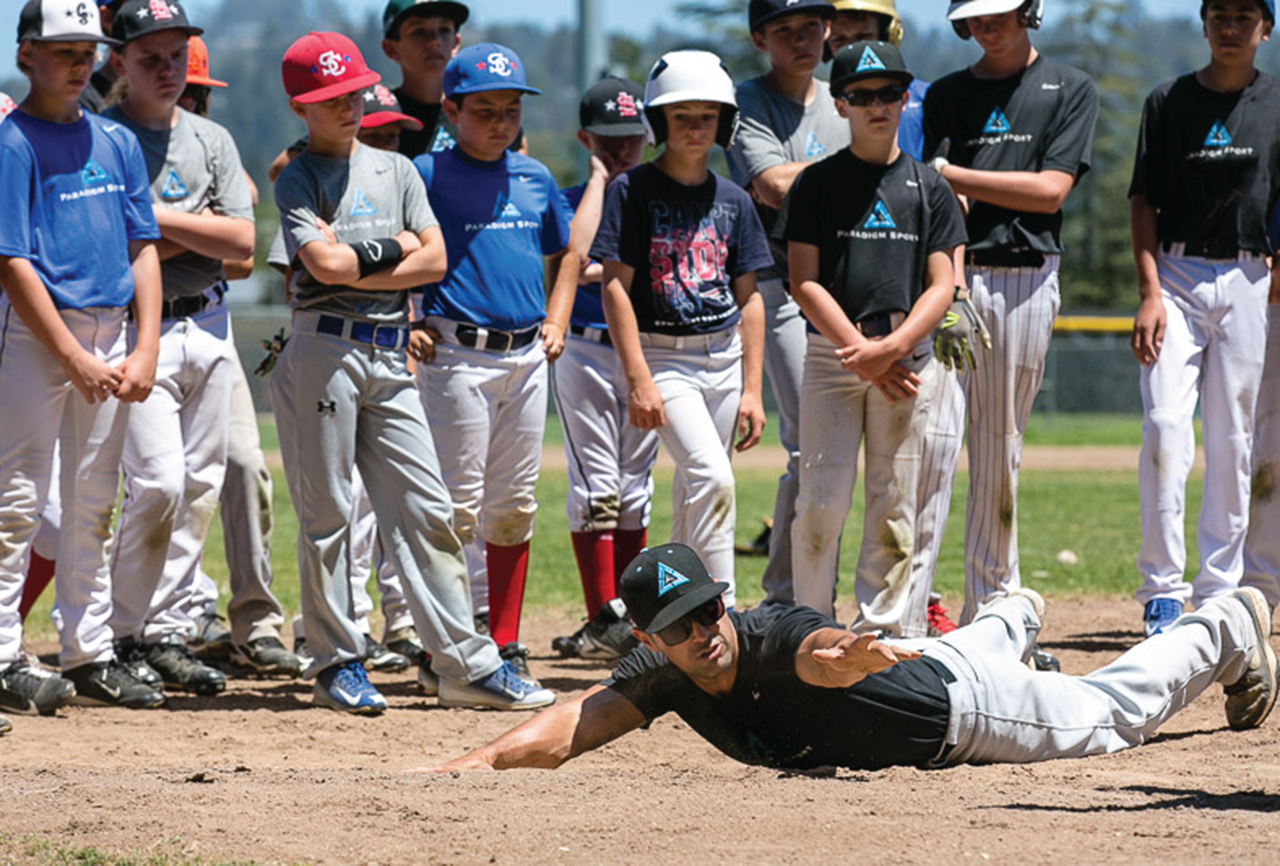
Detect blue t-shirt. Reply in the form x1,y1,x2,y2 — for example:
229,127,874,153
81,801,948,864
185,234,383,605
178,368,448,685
563,183,607,331
900,79,931,162
0,110,158,310
415,148,572,331
591,163,773,336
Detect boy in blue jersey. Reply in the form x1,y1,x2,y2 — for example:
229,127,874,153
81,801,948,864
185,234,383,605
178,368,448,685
593,50,771,608
0,0,165,718
550,77,657,662
270,31,553,714
412,42,577,675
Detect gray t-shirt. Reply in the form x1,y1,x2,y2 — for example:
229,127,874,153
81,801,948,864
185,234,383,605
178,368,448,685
102,106,254,299
727,77,850,281
275,144,437,321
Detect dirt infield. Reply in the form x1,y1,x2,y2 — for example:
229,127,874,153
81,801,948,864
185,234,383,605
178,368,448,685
2,597,1276,865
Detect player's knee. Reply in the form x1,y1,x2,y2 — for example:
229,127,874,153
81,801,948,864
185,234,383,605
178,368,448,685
575,491,622,532
484,506,537,546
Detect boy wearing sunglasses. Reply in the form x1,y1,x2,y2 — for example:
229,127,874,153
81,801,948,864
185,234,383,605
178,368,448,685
779,42,966,636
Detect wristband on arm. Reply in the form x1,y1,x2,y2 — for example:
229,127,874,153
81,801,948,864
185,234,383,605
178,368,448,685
351,237,404,279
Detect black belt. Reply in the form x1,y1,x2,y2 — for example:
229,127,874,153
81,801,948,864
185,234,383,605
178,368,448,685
315,314,408,349
456,323,539,353
967,249,1047,268
1162,239,1244,261
161,284,225,320
569,324,612,347
920,654,957,684
854,313,898,339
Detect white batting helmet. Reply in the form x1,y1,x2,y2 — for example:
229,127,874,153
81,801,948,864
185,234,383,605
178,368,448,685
642,50,740,149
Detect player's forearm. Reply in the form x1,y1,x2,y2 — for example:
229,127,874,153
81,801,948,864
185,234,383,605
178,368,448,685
544,247,579,331
128,240,162,357
938,166,1074,214
888,252,956,352
569,167,608,271
792,279,861,348
222,255,255,281
154,209,255,262
751,162,809,210
734,275,765,395
1129,195,1162,299
0,256,86,364
601,268,653,388
353,244,446,291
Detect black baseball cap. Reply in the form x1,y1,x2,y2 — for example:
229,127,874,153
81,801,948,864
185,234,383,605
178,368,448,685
18,0,120,46
383,0,469,39
619,544,730,634
112,0,203,45
830,40,912,93
749,0,835,32
579,77,646,137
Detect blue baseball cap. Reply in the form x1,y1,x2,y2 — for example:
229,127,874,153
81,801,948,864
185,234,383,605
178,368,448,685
443,42,540,99
1200,0,1274,20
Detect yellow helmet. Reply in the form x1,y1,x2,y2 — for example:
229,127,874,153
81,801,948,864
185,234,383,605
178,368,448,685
831,0,905,46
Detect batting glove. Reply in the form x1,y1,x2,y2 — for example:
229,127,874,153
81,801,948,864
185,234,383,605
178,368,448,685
933,288,992,373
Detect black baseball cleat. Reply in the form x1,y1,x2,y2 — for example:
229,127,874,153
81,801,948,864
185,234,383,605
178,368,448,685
384,626,428,667
232,636,302,677
1029,646,1061,673
362,635,410,674
64,660,166,709
580,599,639,661
551,625,585,659
499,641,540,687
0,663,76,717
114,636,162,687
147,637,227,696
188,604,233,662
734,517,772,557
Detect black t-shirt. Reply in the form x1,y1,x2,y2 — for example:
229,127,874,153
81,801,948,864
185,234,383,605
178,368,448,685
591,163,773,336
393,87,458,160
923,55,1098,255
604,606,950,771
779,151,968,324
78,68,115,115
1129,72,1280,256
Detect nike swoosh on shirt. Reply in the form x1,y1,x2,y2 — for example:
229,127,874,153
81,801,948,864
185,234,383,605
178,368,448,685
103,124,119,132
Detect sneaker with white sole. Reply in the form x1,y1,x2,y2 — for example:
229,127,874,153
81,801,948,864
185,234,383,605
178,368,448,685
363,635,410,674
1223,587,1279,731
64,660,166,709
579,599,639,662
0,714,10,735
438,660,555,710
0,663,76,716
314,661,387,715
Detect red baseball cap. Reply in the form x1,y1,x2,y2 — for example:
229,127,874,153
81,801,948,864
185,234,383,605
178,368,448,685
186,36,226,88
282,32,380,104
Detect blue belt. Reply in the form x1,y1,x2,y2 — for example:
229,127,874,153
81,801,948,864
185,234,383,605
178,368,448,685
315,314,409,350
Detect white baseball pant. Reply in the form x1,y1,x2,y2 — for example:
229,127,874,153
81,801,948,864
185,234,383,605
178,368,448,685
756,278,807,606
268,321,501,682
641,328,744,606
961,257,1061,624
0,300,130,670
348,467,413,635
1137,250,1270,608
928,590,1263,765
912,368,967,614
791,335,937,635
1242,303,1280,610
551,333,658,534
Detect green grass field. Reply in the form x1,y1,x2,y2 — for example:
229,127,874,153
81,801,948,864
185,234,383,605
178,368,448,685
22,412,1201,641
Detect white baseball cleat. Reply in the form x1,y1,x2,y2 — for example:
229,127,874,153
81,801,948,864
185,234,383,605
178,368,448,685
1223,588,1279,731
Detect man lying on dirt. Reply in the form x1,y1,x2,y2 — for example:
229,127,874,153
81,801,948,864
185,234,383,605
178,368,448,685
422,543,1278,772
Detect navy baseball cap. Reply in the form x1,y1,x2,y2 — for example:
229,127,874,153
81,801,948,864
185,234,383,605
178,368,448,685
18,0,120,45
619,544,729,634
361,84,423,130
444,43,540,99
112,0,203,44
580,77,646,137
749,0,834,32
830,40,913,92
383,0,469,39
1200,0,1275,21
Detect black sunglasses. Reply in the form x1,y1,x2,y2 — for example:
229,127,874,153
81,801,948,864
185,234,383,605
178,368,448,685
836,84,909,108
654,596,726,646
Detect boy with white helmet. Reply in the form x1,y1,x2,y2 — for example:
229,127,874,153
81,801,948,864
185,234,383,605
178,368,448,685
593,50,771,607
924,0,1099,631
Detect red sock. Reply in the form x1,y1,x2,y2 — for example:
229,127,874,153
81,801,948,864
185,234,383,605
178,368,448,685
486,541,530,647
571,530,615,616
613,529,648,586
20,554,56,623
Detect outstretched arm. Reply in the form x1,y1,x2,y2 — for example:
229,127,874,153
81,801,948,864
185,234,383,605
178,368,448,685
413,685,647,772
794,629,921,690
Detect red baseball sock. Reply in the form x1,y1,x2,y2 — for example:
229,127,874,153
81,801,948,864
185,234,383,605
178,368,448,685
571,531,615,617
20,554,56,623
613,528,648,586
486,541,530,648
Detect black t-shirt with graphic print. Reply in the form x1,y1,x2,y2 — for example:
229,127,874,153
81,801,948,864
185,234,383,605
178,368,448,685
603,605,950,771
591,163,773,336
778,150,968,325
1129,72,1280,256
923,55,1098,255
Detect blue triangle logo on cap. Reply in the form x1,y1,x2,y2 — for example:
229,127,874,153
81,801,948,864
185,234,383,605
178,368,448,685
350,189,377,217
656,561,689,596
1204,120,1232,148
856,46,887,74
983,108,1011,135
161,169,189,201
864,199,896,230
81,159,108,187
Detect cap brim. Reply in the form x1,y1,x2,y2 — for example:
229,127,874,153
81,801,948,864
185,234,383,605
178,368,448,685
583,121,646,137
25,32,121,47
447,82,541,98
120,23,205,43
643,581,729,635
386,2,470,38
947,0,1025,20
753,5,835,31
187,75,228,88
832,69,914,92
362,110,424,130
292,70,383,104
